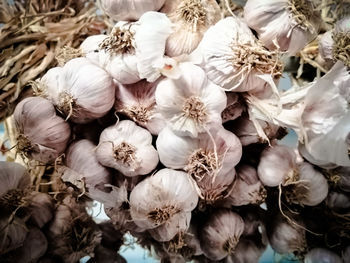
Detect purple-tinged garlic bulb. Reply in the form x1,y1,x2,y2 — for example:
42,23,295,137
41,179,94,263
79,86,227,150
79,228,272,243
157,126,241,202
224,237,266,263
244,0,321,55
326,191,350,210
199,209,244,261
14,97,71,163
304,248,342,263
130,169,198,242
155,62,227,137
47,196,102,262
197,17,283,92
162,0,220,57
227,117,282,146
42,57,115,123
298,61,350,167
28,192,54,228
115,80,166,135
227,165,267,206
64,139,112,190
6,227,48,263
258,144,297,187
267,213,306,255
99,0,165,21
96,120,159,177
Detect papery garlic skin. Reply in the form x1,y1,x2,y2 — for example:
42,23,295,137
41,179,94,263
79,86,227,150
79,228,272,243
163,0,220,57
43,58,115,123
199,210,244,261
28,192,54,228
14,97,71,164
222,93,245,123
319,31,334,62
65,139,112,190
0,162,29,197
299,61,350,167
115,80,166,135
244,0,320,55
96,120,158,177
100,0,165,21
155,62,226,137
130,169,198,242
197,17,282,92
258,145,297,187
0,217,28,254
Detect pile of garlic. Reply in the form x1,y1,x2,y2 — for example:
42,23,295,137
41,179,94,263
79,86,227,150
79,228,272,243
1,0,350,262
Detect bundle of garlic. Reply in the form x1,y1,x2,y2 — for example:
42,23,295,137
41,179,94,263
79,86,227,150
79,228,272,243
1,0,350,262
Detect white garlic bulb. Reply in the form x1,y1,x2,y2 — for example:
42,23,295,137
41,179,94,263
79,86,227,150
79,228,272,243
129,169,198,242
199,210,245,260
115,80,166,135
197,17,283,92
155,62,227,137
96,120,159,177
42,58,115,123
100,0,166,21
244,0,321,55
258,144,297,187
162,0,220,57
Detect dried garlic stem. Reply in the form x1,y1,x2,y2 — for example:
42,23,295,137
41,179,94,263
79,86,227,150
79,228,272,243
186,149,218,181
288,0,315,30
177,0,206,30
99,26,135,54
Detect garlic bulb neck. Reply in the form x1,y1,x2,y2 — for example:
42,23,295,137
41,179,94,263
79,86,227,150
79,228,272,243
56,46,83,66
333,32,350,67
16,134,34,155
230,43,283,77
113,142,137,166
186,149,218,180
287,0,314,30
148,205,180,225
100,26,135,55
223,236,239,255
284,168,300,185
176,0,206,29
182,96,208,124
284,183,309,205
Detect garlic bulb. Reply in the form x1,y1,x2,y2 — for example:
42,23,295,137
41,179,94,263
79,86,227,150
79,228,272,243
155,62,227,137
224,238,266,263
115,80,166,135
227,165,267,206
129,169,198,242
0,161,29,197
267,213,306,255
258,144,297,187
333,16,350,67
0,217,28,255
284,162,328,206
14,97,71,163
47,197,102,262
96,120,159,177
326,191,350,210
28,192,54,228
199,209,244,260
42,57,115,123
65,139,112,190
299,61,350,167
305,248,342,263
227,117,281,146
244,0,320,54
156,126,241,180
99,0,166,21
163,0,220,57
197,16,283,92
